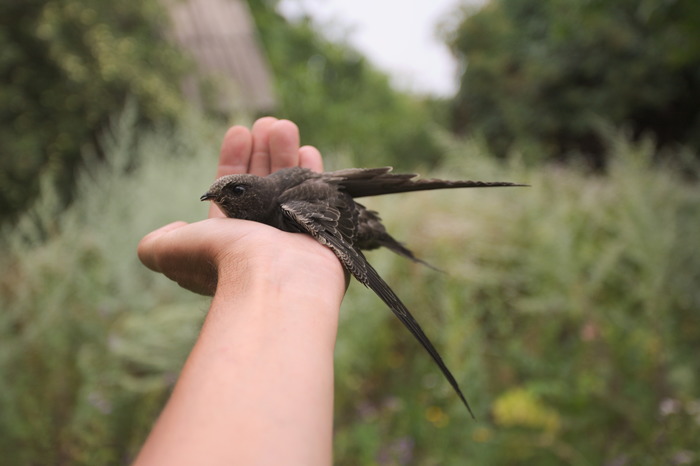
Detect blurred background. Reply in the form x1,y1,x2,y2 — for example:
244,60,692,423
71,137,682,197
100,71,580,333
1,0,699,464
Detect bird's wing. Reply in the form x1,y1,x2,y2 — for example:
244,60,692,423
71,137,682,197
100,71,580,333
325,167,526,198
280,199,475,418
278,197,366,279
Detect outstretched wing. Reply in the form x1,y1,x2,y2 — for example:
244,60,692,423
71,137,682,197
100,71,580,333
280,198,475,418
325,167,526,198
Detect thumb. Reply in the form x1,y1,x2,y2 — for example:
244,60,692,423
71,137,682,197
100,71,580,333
137,221,189,272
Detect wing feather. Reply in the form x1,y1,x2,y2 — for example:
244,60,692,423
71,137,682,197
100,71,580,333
280,199,475,418
324,167,525,198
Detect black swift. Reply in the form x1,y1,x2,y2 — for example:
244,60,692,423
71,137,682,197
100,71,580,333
201,166,526,418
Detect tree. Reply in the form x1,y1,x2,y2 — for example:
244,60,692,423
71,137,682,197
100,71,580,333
0,0,188,224
446,0,700,166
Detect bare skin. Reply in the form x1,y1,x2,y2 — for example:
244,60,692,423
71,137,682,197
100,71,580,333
135,118,345,466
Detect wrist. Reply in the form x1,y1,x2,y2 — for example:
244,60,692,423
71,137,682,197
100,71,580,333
214,231,346,312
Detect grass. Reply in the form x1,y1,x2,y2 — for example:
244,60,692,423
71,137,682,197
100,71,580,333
1,114,699,465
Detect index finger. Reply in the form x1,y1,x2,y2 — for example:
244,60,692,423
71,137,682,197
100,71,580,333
216,125,253,178
209,125,254,218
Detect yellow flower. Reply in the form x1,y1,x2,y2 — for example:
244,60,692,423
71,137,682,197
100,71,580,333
425,405,450,428
493,387,561,434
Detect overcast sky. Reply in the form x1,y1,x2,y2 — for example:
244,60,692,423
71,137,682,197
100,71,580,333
277,0,477,97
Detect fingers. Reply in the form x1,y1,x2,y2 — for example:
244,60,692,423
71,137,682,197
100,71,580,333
215,116,324,187
248,117,278,176
137,220,221,295
217,126,253,178
299,145,324,173
269,120,301,173
211,126,254,217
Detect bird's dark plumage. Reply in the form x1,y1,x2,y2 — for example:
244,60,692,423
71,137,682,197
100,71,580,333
201,166,526,418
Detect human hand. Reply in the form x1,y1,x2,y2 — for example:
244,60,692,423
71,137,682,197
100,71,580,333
137,117,345,297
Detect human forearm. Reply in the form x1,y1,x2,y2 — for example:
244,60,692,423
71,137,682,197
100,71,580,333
135,118,342,465
134,242,343,466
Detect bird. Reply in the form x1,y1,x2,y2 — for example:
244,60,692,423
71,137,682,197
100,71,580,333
201,166,526,418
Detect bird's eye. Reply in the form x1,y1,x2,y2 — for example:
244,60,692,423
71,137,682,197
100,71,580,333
227,184,246,196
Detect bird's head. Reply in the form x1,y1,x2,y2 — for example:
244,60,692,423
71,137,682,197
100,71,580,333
200,174,275,221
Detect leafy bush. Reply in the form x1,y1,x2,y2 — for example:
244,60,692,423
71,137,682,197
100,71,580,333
0,0,188,224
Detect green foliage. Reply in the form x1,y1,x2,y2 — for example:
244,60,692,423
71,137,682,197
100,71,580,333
0,111,219,464
446,0,700,167
335,135,700,464
0,0,188,224
247,0,443,170
1,0,446,227
1,111,699,464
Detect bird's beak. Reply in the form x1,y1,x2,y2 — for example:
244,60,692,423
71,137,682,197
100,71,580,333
200,192,215,202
